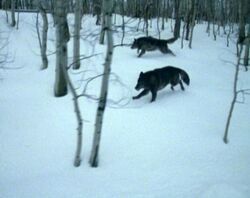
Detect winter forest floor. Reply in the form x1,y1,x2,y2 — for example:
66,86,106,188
1,12,250,198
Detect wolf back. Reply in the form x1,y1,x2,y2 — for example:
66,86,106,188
133,66,190,102
131,36,177,57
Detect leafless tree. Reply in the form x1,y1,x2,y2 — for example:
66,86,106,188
72,0,82,69
173,0,181,38
243,24,250,68
36,1,48,70
11,0,16,27
89,0,114,168
99,0,106,44
223,46,250,143
54,0,69,97
188,0,197,48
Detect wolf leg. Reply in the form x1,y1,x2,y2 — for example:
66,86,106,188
138,49,146,57
150,89,157,102
179,81,185,91
133,89,150,100
167,48,175,56
170,77,179,91
159,46,169,54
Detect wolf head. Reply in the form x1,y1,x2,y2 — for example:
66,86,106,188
135,72,146,90
131,39,138,49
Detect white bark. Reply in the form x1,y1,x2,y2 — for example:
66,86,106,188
11,0,16,27
54,0,68,97
223,46,243,144
99,1,105,45
37,1,48,69
60,56,83,167
189,0,197,48
243,24,250,68
89,0,113,167
73,0,82,69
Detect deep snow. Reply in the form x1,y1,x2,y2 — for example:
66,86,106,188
0,12,250,198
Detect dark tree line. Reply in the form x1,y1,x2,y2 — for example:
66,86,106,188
2,0,250,43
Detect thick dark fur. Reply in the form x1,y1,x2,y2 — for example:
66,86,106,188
133,66,190,102
131,36,177,57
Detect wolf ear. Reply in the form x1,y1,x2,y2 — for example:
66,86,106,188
140,72,143,76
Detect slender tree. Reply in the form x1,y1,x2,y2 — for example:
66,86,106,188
223,46,243,144
188,0,197,48
99,0,105,44
173,0,181,38
243,22,250,68
72,0,82,69
11,0,16,27
237,0,246,56
37,1,48,70
89,0,114,168
93,0,102,25
54,0,69,97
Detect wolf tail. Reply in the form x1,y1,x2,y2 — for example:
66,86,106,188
180,70,190,86
163,37,178,44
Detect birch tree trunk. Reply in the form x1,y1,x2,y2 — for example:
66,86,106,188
185,0,191,40
237,0,245,56
189,0,197,48
161,0,165,30
11,0,16,27
120,0,125,45
93,0,101,25
99,0,105,44
89,0,113,168
60,54,83,168
223,46,243,144
243,23,250,68
73,0,82,70
37,1,48,69
173,0,181,38
54,0,69,97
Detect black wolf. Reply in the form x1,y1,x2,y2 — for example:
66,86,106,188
133,66,190,102
131,36,177,57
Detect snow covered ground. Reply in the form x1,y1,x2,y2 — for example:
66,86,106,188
0,12,250,198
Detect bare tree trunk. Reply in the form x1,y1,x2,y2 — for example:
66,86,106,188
156,0,161,39
14,8,19,29
181,0,189,48
3,0,9,23
223,46,243,144
89,0,113,168
144,0,151,37
121,0,125,45
60,59,83,168
54,0,69,97
99,1,105,44
173,0,181,38
37,1,48,70
93,0,101,25
189,0,197,48
161,0,165,30
243,23,250,68
73,0,82,70
11,0,16,27
185,0,191,40
237,0,245,56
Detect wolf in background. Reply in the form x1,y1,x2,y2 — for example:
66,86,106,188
133,66,190,102
131,36,177,57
